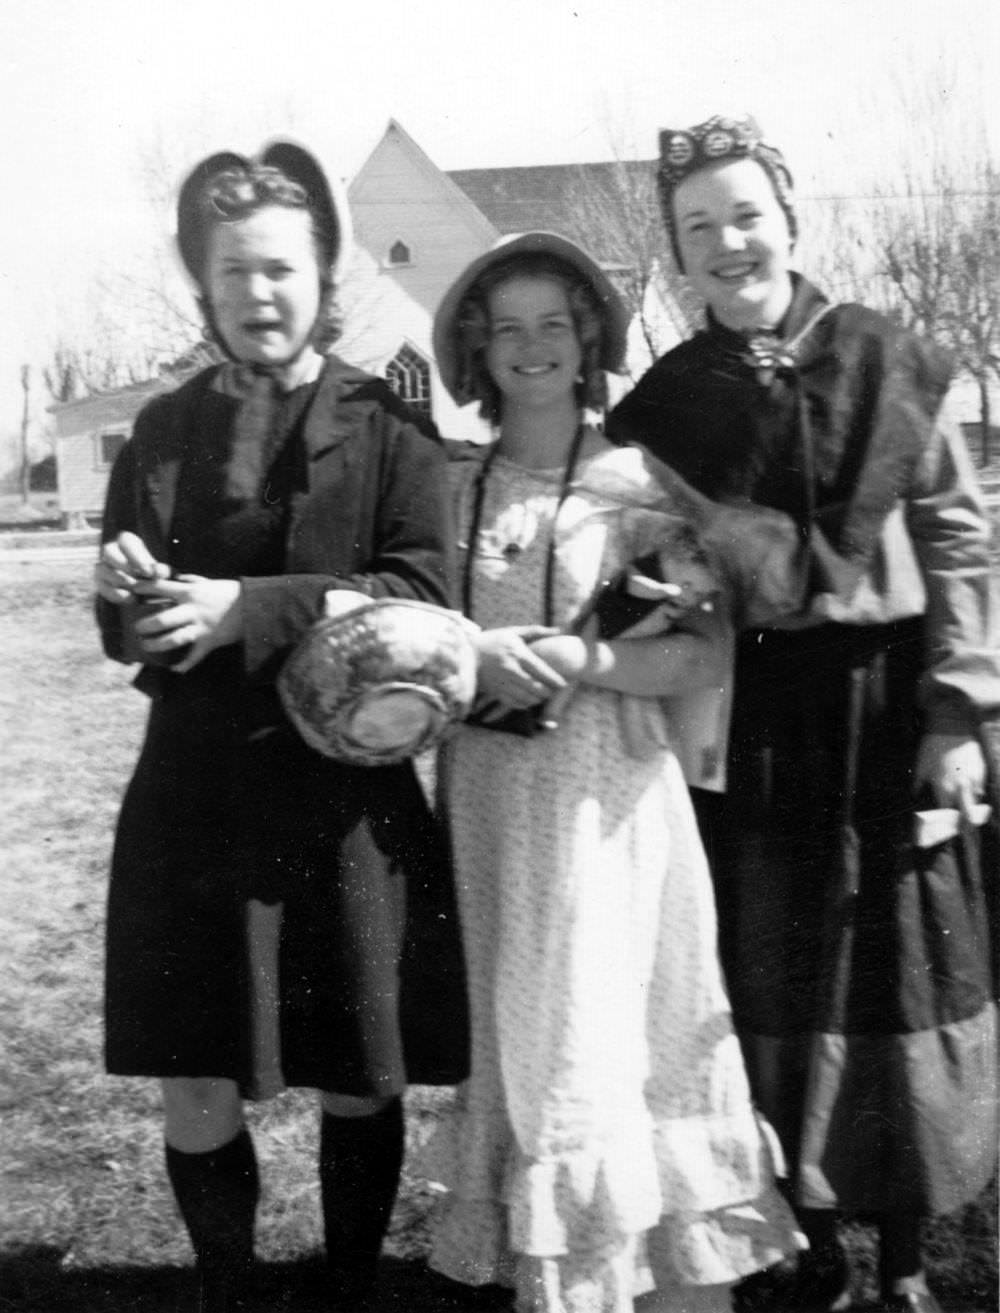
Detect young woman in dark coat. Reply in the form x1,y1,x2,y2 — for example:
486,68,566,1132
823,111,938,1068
95,141,468,1312
608,115,999,1313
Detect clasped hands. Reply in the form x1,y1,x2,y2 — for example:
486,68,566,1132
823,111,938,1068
95,535,991,820
474,632,990,827
472,626,591,724
95,531,242,672
471,571,695,726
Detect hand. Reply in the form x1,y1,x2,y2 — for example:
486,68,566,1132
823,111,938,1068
528,629,598,730
132,574,243,672
624,570,693,618
914,732,987,820
527,634,591,682
474,625,566,709
95,531,170,605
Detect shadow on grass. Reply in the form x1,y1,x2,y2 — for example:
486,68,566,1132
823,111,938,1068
0,1248,516,1313
2,1239,996,1313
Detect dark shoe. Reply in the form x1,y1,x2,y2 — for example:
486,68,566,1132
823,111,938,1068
425,1270,515,1307
879,1292,944,1313
796,1243,852,1313
734,1244,851,1312
196,1269,250,1313
734,1257,800,1311
326,1260,378,1311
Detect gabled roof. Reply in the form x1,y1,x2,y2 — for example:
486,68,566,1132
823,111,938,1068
448,160,656,263
350,118,498,248
47,375,170,415
47,360,206,415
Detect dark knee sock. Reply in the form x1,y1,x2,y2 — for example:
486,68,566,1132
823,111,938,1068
879,1212,925,1287
319,1098,404,1278
791,1208,850,1309
165,1128,259,1279
797,1207,841,1252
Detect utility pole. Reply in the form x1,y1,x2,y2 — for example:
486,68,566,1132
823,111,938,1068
19,364,31,507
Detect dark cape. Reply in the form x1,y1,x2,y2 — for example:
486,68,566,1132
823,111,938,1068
99,359,469,1097
609,278,998,1215
611,275,952,570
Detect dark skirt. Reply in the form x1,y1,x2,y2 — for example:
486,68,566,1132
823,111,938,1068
695,618,998,1216
105,692,469,1096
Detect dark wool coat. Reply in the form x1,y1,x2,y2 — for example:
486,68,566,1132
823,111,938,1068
99,358,469,1096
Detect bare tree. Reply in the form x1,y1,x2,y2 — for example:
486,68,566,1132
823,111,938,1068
802,185,999,470
38,131,211,406
19,366,31,506
798,195,881,309
41,333,162,405
874,158,1000,464
948,167,1000,464
561,159,699,370
802,61,1000,465
111,128,216,357
42,342,83,405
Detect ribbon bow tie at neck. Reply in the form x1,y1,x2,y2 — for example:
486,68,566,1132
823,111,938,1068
741,336,798,388
739,303,834,389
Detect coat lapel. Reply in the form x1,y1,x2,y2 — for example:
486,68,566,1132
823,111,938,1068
288,356,384,572
134,374,224,559
137,359,387,573
300,355,383,488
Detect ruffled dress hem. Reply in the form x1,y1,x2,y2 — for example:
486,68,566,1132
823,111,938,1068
422,1106,804,1293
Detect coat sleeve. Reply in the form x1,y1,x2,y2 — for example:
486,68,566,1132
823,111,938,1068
906,389,1000,735
362,406,457,605
94,400,167,664
605,361,669,448
240,405,456,681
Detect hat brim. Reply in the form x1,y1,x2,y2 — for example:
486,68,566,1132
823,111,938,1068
260,141,352,282
432,231,630,407
176,138,352,285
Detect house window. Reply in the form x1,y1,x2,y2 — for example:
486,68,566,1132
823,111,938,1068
386,345,432,416
387,239,412,266
96,430,128,469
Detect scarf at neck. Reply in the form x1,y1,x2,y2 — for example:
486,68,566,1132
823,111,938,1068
219,364,307,503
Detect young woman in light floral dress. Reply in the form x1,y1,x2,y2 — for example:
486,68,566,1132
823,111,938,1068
421,232,807,1313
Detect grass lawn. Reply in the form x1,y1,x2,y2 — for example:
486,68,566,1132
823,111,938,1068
0,558,995,1312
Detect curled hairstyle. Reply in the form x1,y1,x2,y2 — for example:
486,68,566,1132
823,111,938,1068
453,253,610,424
189,162,343,354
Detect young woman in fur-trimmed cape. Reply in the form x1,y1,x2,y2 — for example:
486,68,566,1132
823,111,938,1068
609,114,999,1313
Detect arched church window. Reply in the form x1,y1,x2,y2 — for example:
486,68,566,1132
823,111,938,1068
386,344,432,416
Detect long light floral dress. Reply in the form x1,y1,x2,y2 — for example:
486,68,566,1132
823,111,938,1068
422,440,803,1313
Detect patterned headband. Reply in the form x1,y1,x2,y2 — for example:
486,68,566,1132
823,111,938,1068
656,114,797,267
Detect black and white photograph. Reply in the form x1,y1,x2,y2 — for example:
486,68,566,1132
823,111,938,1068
1,2,997,1311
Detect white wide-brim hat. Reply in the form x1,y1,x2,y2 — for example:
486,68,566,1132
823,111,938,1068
433,231,630,406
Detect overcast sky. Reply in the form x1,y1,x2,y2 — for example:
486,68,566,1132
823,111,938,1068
2,0,997,443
